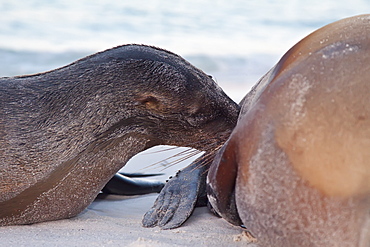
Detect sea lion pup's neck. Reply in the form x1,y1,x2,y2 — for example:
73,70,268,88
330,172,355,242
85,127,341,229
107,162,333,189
0,44,239,226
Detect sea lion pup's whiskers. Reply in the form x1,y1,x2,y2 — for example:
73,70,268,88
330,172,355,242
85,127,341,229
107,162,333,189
0,44,239,226
185,150,220,175
139,148,203,172
160,151,203,171
146,148,215,173
176,141,228,174
140,137,224,171
144,146,183,154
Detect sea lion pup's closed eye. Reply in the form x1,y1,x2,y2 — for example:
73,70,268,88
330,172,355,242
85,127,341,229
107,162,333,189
0,44,239,226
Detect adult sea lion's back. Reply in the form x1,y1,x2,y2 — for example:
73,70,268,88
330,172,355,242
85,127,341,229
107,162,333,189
208,14,370,246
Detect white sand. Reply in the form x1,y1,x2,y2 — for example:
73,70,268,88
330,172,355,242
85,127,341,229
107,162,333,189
0,194,257,247
0,147,258,247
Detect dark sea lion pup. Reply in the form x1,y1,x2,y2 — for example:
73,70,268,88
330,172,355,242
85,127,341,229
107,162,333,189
208,15,370,246
0,44,239,226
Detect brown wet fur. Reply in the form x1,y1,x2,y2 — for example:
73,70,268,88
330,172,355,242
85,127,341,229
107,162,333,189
0,44,239,226
208,15,370,246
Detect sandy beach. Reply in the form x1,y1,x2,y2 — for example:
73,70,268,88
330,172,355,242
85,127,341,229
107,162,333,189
0,147,256,247
0,193,257,247
1,2,368,246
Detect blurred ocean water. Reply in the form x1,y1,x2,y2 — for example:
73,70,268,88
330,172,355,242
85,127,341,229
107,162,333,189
1,0,369,99
1,0,369,54
1,1,369,175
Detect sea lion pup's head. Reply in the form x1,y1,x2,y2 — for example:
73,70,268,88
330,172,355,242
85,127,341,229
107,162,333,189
208,15,370,246
0,44,239,226
39,44,239,151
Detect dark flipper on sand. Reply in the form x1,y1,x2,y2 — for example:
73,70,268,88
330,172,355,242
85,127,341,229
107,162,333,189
142,154,210,229
101,173,165,196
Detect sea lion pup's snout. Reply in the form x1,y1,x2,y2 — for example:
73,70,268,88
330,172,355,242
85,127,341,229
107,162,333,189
95,45,239,150
0,44,239,226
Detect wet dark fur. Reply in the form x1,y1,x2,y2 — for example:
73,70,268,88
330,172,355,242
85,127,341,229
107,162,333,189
0,44,239,226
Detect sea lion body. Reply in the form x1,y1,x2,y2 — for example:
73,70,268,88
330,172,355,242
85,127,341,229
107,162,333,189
0,44,239,226
208,15,370,246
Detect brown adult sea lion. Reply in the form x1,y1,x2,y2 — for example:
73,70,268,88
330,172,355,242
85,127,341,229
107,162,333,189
208,15,370,246
0,44,239,226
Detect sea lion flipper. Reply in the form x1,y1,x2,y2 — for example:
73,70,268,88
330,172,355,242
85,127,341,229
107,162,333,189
142,155,208,229
101,173,165,195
